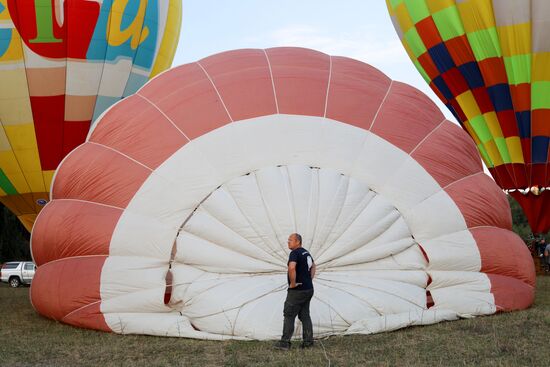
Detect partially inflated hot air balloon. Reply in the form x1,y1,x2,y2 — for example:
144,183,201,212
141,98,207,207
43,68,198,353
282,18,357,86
0,0,181,231
30,48,534,339
387,0,550,234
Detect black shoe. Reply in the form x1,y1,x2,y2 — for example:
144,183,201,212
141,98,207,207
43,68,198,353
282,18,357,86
300,341,314,349
273,341,291,350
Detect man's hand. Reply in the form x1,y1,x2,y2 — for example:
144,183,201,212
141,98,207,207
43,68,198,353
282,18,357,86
289,282,302,289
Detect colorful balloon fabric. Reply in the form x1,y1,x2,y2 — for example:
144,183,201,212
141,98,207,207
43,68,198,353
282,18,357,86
0,0,181,231
386,0,550,233
30,48,534,339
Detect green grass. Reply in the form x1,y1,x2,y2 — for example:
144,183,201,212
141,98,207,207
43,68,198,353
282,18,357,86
1,277,549,367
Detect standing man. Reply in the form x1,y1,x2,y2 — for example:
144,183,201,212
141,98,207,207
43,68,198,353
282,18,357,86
274,233,316,350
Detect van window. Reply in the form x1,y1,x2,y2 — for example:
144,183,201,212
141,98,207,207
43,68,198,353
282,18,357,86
2,263,19,269
24,263,35,270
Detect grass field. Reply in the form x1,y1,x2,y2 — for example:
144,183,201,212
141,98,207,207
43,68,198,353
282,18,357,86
1,277,549,367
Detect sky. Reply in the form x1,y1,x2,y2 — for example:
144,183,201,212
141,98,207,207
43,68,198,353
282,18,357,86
173,0,456,122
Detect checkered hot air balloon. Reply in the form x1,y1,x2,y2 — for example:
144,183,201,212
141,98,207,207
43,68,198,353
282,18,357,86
387,0,550,234
0,0,181,231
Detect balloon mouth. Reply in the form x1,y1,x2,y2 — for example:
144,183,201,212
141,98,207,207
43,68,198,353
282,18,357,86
97,113,477,339
160,164,427,338
173,164,417,270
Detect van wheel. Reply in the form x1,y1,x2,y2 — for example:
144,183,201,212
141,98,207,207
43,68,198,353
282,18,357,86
9,277,20,288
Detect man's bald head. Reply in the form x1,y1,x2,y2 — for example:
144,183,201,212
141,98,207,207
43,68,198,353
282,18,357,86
287,233,303,250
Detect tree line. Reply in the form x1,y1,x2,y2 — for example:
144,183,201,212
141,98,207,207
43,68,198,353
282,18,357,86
0,205,31,263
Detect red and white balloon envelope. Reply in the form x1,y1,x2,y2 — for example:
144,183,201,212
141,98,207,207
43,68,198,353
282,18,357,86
30,48,534,340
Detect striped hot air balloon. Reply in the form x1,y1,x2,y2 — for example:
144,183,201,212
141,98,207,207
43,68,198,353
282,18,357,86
0,0,181,231
386,0,550,234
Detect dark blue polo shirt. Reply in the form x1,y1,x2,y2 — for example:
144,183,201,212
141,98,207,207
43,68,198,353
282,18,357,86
287,247,314,290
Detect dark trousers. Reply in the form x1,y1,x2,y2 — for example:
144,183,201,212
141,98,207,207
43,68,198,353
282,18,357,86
281,288,314,343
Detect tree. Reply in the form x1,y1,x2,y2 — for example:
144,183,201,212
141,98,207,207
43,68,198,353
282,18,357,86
507,194,548,245
0,204,31,263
